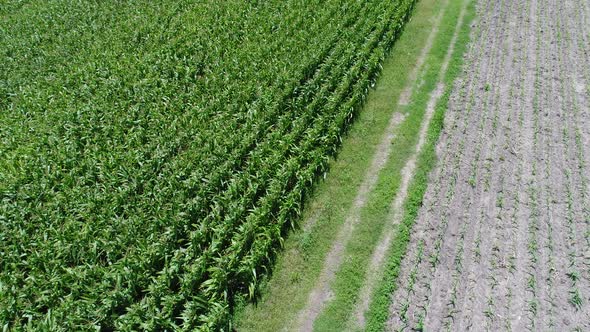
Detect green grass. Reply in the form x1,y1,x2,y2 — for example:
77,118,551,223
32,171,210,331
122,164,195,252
233,0,475,329
365,1,476,330
313,0,473,329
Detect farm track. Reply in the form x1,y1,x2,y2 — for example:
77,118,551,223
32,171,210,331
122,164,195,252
295,110,407,332
352,0,467,328
295,2,447,329
386,0,590,330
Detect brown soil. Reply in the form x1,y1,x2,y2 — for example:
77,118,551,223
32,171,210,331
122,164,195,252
386,0,590,330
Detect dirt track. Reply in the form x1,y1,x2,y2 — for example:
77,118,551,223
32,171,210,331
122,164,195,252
387,0,590,330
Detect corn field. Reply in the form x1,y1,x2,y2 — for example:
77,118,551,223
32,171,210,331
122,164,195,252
0,0,417,330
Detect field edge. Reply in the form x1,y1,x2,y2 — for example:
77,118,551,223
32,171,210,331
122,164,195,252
231,0,446,330
364,1,477,330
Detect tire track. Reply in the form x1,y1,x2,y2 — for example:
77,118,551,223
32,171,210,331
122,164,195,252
294,1,449,329
351,0,465,328
295,110,406,332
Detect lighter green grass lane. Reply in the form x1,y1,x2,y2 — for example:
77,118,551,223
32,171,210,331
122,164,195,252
315,0,474,330
233,0,471,330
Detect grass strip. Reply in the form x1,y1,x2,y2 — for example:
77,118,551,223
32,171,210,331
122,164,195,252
311,0,466,328
365,1,476,330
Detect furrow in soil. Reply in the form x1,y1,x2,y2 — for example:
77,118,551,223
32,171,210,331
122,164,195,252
386,0,590,330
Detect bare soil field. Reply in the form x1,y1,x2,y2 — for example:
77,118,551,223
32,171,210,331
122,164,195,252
387,0,590,330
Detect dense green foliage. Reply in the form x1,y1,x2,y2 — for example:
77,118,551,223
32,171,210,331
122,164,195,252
0,0,415,330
